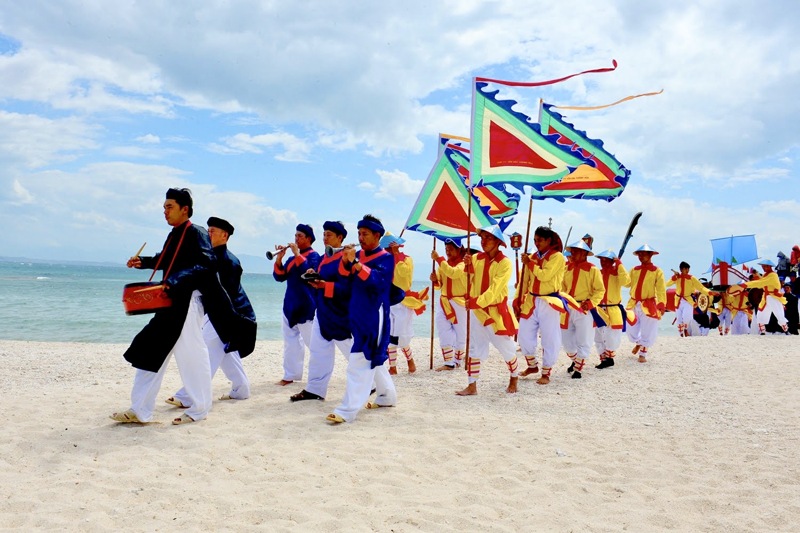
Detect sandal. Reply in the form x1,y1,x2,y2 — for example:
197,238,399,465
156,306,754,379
290,390,324,402
110,409,143,424
325,413,345,424
172,414,196,425
165,396,188,408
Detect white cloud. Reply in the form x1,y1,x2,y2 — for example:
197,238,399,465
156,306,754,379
136,134,160,144
0,110,99,168
211,132,311,162
373,170,424,200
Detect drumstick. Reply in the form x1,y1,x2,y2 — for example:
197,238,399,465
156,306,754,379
134,242,146,258
133,284,165,293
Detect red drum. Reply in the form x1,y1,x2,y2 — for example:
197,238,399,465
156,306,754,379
122,282,172,315
665,288,678,312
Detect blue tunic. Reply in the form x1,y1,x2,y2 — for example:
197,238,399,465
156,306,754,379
315,250,353,342
344,247,395,368
273,247,321,328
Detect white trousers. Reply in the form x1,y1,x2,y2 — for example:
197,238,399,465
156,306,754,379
467,311,518,383
306,317,354,398
626,302,659,349
130,291,212,422
173,316,250,406
389,304,415,348
282,315,313,381
731,312,750,335
435,300,467,351
562,308,594,360
756,296,787,326
719,308,732,329
333,353,397,423
517,299,562,368
675,299,693,325
594,326,623,354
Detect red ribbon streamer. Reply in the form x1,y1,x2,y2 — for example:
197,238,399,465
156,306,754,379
475,60,618,87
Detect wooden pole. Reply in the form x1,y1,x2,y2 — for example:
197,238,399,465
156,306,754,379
429,236,436,370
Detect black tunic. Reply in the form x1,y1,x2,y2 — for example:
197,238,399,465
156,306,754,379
123,220,215,372
204,244,258,357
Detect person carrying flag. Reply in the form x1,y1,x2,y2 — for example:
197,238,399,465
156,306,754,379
593,249,630,369
430,238,468,371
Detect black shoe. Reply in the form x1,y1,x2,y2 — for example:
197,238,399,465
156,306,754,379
290,390,324,402
571,371,582,379
567,362,575,374
596,358,615,369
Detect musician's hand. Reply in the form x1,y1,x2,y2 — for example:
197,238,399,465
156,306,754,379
276,247,287,260
288,243,299,255
431,250,440,260
127,257,142,268
308,280,324,290
463,253,472,266
343,247,356,263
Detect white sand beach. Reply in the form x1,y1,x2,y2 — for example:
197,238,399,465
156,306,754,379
1,335,798,532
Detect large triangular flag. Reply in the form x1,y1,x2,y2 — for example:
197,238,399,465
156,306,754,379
405,146,499,240
470,82,592,189
534,102,631,202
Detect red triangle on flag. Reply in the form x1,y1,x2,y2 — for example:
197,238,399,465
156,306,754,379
489,121,557,170
427,181,478,233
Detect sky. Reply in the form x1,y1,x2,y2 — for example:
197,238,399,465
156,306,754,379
1,1,798,279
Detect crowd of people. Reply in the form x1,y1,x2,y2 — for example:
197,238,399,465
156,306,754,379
110,188,799,426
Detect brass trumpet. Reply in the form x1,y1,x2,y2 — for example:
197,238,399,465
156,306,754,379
265,244,291,261
324,243,359,256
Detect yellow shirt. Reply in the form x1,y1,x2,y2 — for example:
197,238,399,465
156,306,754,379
666,273,710,306
393,254,427,313
742,272,786,310
515,249,566,318
597,262,631,328
434,256,467,323
467,252,518,336
626,263,667,319
562,260,605,306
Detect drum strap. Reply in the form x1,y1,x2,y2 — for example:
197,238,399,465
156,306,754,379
148,221,193,282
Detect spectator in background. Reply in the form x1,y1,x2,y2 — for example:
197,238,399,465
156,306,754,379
776,251,790,282
790,245,800,274
784,281,799,335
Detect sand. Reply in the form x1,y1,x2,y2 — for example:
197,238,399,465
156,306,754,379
1,334,799,532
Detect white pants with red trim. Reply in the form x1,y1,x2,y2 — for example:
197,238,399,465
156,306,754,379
306,316,354,398
333,354,396,423
172,315,250,406
562,308,594,361
756,296,787,326
626,302,659,349
435,300,467,352
389,303,414,348
281,315,313,381
594,326,623,354
731,311,750,335
517,299,562,369
130,291,212,422
467,311,518,383
675,299,694,325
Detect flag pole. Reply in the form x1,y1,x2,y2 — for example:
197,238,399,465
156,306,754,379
429,236,436,370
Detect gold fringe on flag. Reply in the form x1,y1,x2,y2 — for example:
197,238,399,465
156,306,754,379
552,89,663,111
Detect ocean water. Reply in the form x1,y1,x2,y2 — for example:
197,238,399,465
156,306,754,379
0,260,435,344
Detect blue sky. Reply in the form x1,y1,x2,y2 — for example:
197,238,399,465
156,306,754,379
1,1,798,278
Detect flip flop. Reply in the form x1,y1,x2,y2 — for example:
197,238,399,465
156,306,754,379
290,390,324,402
172,414,196,425
165,397,188,408
325,413,345,424
365,402,394,410
110,409,143,424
